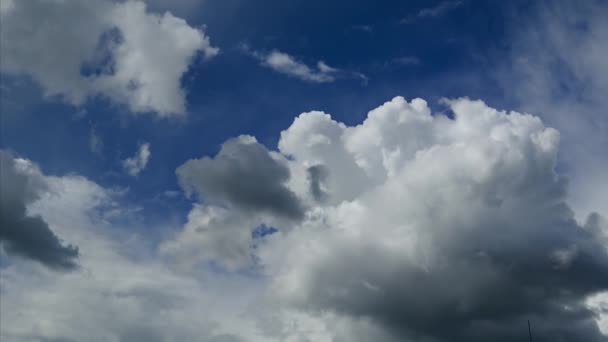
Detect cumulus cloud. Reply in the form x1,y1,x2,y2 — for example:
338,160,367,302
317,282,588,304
123,142,151,176
0,170,262,342
160,204,260,271
0,151,78,270
177,135,305,220
259,97,608,341
3,97,608,341
0,0,218,116
160,96,608,341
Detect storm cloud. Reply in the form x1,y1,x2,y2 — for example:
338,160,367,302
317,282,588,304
177,135,305,220
0,151,78,270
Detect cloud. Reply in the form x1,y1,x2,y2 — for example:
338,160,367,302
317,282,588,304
496,0,608,222
2,97,608,341
257,96,608,341
89,127,103,155
307,164,329,202
0,170,263,342
123,143,151,177
177,135,305,220
160,204,260,271
0,0,218,116
401,0,464,23
256,50,338,83
246,48,366,84
0,151,79,270
392,56,421,66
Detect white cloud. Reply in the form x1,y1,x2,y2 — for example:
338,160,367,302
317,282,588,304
3,97,608,341
0,0,218,116
497,1,608,222
401,0,464,23
160,204,259,271
260,50,337,83
163,96,608,341
123,143,151,177
247,48,366,84
0,167,263,342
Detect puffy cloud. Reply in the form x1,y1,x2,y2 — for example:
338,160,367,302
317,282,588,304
165,136,307,271
123,142,151,177
0,151,78,270
160,204,260,271
0,166,263,342
0,0,218,116
257,97,608,341
3,96,608,341
177,136,305,220
161,96,608,341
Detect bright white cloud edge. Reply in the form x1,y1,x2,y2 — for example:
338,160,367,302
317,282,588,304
0,0,218,117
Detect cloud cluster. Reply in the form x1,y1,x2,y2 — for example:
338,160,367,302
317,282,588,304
2,97,607,341
0,0,218,116
164,136,305,270
0,151,79,270
123,142,151,176
172,96,608,341
0,169,259,342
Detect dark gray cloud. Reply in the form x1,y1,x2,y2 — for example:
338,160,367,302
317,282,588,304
177,136,305,220
0,151,79,270
291,204,608,342
307,164,329,202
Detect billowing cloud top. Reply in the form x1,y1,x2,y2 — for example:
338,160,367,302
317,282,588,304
0,0,218,116
2,97,608,341
168,96,608,341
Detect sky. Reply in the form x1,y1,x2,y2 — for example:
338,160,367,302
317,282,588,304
1,0,607,341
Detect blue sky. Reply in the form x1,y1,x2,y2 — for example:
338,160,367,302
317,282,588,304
3,0,522,221
1,1,608,341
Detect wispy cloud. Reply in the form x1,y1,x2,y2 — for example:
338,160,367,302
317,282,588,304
122,143,151,177
401,0,464,23
351,24,373,33
257,50,338,83
243,45,367,84
391,56,421,66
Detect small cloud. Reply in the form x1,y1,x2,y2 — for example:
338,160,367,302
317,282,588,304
89,127,104,156
392,56,421,66
242,45,366,84
351,24,373,33
122,143,151,177
258,50,338,83
400,0,464,24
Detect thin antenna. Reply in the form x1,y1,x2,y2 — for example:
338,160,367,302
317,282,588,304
528,320,533,342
